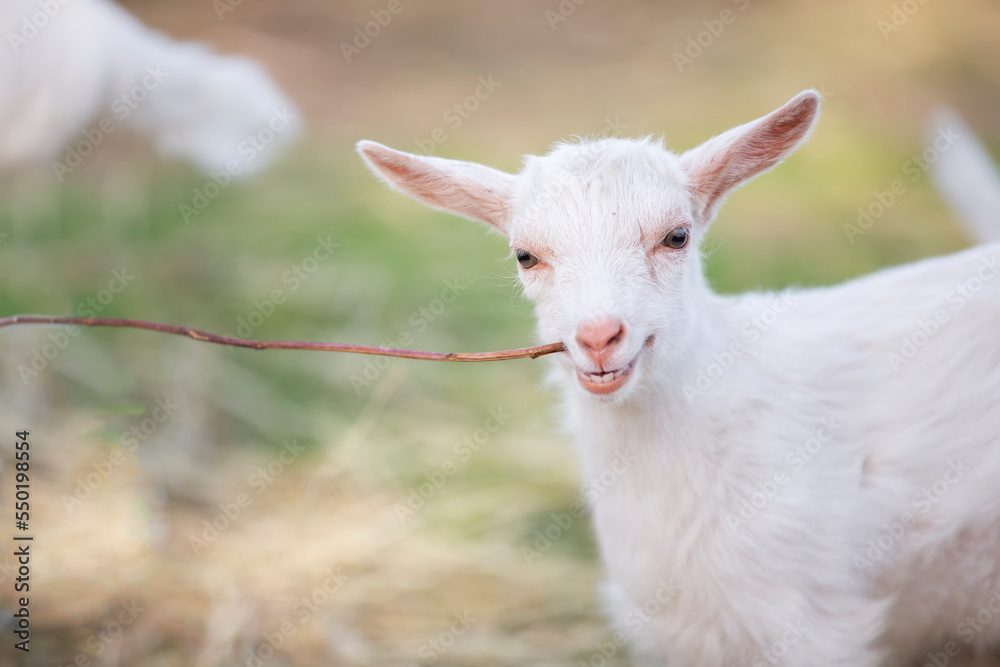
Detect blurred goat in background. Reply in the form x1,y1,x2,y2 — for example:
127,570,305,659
0,0,301,177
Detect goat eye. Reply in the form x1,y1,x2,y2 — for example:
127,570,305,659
516,249,539,269
661,227,689,249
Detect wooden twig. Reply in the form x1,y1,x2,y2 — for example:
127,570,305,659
0,315,566,362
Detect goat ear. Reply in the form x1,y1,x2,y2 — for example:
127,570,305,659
357,141,515,235
680,90,820,224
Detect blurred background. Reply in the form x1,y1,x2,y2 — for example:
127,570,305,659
0,0,997,664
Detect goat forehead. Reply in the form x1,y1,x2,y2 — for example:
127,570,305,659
511,139,690,251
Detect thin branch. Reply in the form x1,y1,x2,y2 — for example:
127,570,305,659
0,315,566,362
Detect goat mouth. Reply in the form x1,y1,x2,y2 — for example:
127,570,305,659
574,336,653,396
576,361,635,395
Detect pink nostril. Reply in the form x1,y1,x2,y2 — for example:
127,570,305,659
575,317,626,356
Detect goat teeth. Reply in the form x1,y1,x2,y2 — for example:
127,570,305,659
583,365,630,382
575,359,636,395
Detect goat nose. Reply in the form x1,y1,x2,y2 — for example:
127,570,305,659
575,317,626,358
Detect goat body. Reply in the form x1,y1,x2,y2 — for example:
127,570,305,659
359,91,1000,665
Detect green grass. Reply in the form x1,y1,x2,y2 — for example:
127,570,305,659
0,124,989,666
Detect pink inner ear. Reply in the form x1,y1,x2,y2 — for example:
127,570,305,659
688,92,819,220
361,142,513,232
742,95,818,172
406,165,511,230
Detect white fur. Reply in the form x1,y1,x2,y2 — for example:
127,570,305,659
0,0,300,174
358,91,1000,666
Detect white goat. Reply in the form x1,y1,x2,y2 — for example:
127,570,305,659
0,0,300,175
358,91,1000,666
